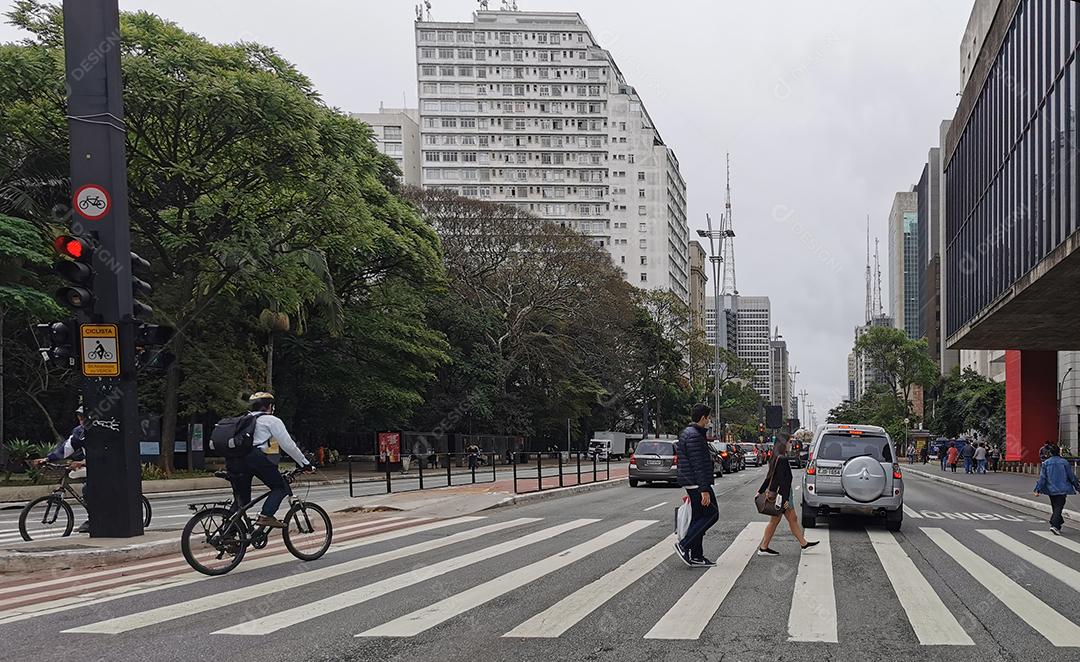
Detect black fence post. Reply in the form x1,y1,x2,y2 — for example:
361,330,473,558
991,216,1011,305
418,456,424,491
592,454,597,483
606,453,610,480
348,455,354,498
471,457,476,484
512,452,518,493
447,453,452,487
536,450,542,492
385,457,392,494
558,451,564,488
577,451,581,486
491,453,496,482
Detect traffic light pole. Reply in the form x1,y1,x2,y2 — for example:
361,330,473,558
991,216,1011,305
63,0,143,537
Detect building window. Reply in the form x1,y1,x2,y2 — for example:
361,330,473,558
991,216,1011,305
637,172,645,181
638,189,646,198
640,273,647,282
383,126,402,140
421,65,436,76
640,256,648,265
638,206,646,216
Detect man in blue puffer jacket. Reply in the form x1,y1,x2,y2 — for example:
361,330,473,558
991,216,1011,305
674,404,719,567
1034,444,1080,535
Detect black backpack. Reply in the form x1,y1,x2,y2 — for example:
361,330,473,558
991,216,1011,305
209,412,264,458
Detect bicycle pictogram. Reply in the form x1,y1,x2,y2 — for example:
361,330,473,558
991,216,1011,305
87,340,114,361
79,195,106,211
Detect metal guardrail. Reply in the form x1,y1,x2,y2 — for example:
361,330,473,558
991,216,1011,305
512,451,610,494
346,452,498,496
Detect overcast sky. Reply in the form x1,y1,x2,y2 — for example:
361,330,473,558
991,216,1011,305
0,0,976,418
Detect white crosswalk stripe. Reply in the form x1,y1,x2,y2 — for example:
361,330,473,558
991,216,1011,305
504,537,672,638
66,517,540,634
0,516,482,626
867,529,972,645
644,522,765,640
787,529,836,642
1031,529,1080,555
979,529,1080,594
922,527,1080,647
358,520,656,638
214,518,597,635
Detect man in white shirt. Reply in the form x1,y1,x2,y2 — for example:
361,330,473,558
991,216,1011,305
226,392,313,529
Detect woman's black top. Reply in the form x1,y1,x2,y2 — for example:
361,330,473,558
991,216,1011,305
759,459,793,502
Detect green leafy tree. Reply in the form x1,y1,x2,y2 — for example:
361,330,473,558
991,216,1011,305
855,326,937,402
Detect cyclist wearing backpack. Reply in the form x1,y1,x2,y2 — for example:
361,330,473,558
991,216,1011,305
220,392,313,529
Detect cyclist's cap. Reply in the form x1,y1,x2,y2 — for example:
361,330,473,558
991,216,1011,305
248,392,275,402
75,406,85,415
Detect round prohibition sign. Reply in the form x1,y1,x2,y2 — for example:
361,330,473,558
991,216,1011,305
73,184,111,221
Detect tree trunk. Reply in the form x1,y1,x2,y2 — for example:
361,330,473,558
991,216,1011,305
158,332,186,474
265,331,274,390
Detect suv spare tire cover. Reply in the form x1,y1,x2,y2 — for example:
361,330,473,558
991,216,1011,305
841,456,887,503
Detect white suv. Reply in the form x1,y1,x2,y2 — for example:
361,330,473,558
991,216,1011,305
801,424,904,531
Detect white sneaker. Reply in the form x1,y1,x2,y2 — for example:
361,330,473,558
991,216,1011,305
1051,526,1062,536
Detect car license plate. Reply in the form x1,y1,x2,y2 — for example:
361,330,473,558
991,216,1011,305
819,467,841,476
645,459,662,466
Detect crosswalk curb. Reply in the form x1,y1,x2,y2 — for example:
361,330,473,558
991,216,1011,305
0,537,179,574
906,468,1080,522
484,477,624,510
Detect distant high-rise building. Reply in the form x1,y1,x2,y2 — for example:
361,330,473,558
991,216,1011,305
414,10,689,301
736,296,771,401
689,241,708,334
350,107,422,187
770,330,791,421
888,191,919,338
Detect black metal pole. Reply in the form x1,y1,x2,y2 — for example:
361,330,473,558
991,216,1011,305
385,455,391,494
558,450,563,488
491,453,496,482
536,449,542,492
593,454,597,483
512,452,517,493
418,455,424,491
348,456,354,498
447,453,451,487
577,450,581,485
64,0,142,538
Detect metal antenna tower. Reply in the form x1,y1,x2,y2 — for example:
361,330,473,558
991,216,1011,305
720,153,738,296
873,238,884,317
864,216,872,324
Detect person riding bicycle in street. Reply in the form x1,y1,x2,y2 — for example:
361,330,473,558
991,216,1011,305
227,392,313,529
32,406,91,532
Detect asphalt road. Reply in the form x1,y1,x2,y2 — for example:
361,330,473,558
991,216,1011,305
1,466,1078,661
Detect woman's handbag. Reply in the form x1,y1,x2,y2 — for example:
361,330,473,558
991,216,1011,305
754,460,784,517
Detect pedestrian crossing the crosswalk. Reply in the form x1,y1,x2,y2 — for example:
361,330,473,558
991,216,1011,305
3,515,1080,649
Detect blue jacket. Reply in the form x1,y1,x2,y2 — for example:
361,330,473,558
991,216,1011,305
676,424,713,488
1035,456,1080,496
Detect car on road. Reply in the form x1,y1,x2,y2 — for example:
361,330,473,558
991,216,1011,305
710,441,742,473
801,423,904,531
738,442,763,466
628,439,678,487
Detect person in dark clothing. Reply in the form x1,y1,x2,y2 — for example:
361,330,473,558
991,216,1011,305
674,404,720,568
1039,441,1055,462
1034,444,1080,534
756,439,818,556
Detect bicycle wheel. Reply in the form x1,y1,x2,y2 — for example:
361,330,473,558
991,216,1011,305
181,507,246,576
282,502,332,561
19,496,74,542
141,495,152,528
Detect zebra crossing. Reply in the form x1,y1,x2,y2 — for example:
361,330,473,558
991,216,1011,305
3,515,1080,649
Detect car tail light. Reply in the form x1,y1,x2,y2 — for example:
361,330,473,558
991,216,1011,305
720,451,728,458
892,463,902,480
671,452,678,466
806,461,816,476
629,453,636,467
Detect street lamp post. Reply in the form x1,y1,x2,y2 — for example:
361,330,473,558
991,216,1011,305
698,219,735,437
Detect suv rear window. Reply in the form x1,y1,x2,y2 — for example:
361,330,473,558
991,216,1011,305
816,433,893,462
737,444,756,452
635,441,674,456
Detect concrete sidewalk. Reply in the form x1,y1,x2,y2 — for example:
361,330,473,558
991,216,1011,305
0,467,627,572
906,466,1080,522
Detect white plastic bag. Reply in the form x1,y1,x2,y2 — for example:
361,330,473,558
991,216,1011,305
675,495,691,540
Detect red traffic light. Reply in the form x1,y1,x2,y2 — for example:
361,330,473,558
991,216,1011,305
54,235,90,260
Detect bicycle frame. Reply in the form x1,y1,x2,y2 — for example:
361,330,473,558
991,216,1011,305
193,470,309,541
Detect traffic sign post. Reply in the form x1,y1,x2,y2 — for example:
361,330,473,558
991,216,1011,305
63,0,144,537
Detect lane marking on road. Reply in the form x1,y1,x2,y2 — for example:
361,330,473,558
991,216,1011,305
0,516,482,625
979,529,1080,594
218,518,599,636
67,517,540,635
867,529,972,645
644,522,766,640
504,537,672,638
357,520,656,638
1031,530,1080,554
922,527,1080,647
788,529,836,642
0,518,416,608
902,505,923,519
643,502,669,512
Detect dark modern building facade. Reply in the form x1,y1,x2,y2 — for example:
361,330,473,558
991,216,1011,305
944,0,1080,462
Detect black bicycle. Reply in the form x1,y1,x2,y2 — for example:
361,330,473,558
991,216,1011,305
19,463,152,541
180,467,333,576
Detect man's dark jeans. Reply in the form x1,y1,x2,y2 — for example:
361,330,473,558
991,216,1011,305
226,450,291,518
679,486,719,560
1049,494,1067,530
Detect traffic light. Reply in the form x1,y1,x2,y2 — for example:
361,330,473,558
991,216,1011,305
135,323,175,373
53,235,94,312
758,422,765,434
130,251,152,318
34,321,78,369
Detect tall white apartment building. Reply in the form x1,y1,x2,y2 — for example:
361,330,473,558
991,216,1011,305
415,10,689,301
736,296,772,401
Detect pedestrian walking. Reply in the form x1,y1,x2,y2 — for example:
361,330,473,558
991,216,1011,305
962,441,976,474
947,443,959,473
989,444,1000,472
756,438,818,556
907,445,916,465
974,442,988,474
920,444,929,464
940,441,949,471
1033,444,1080,535
673,404,720,568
